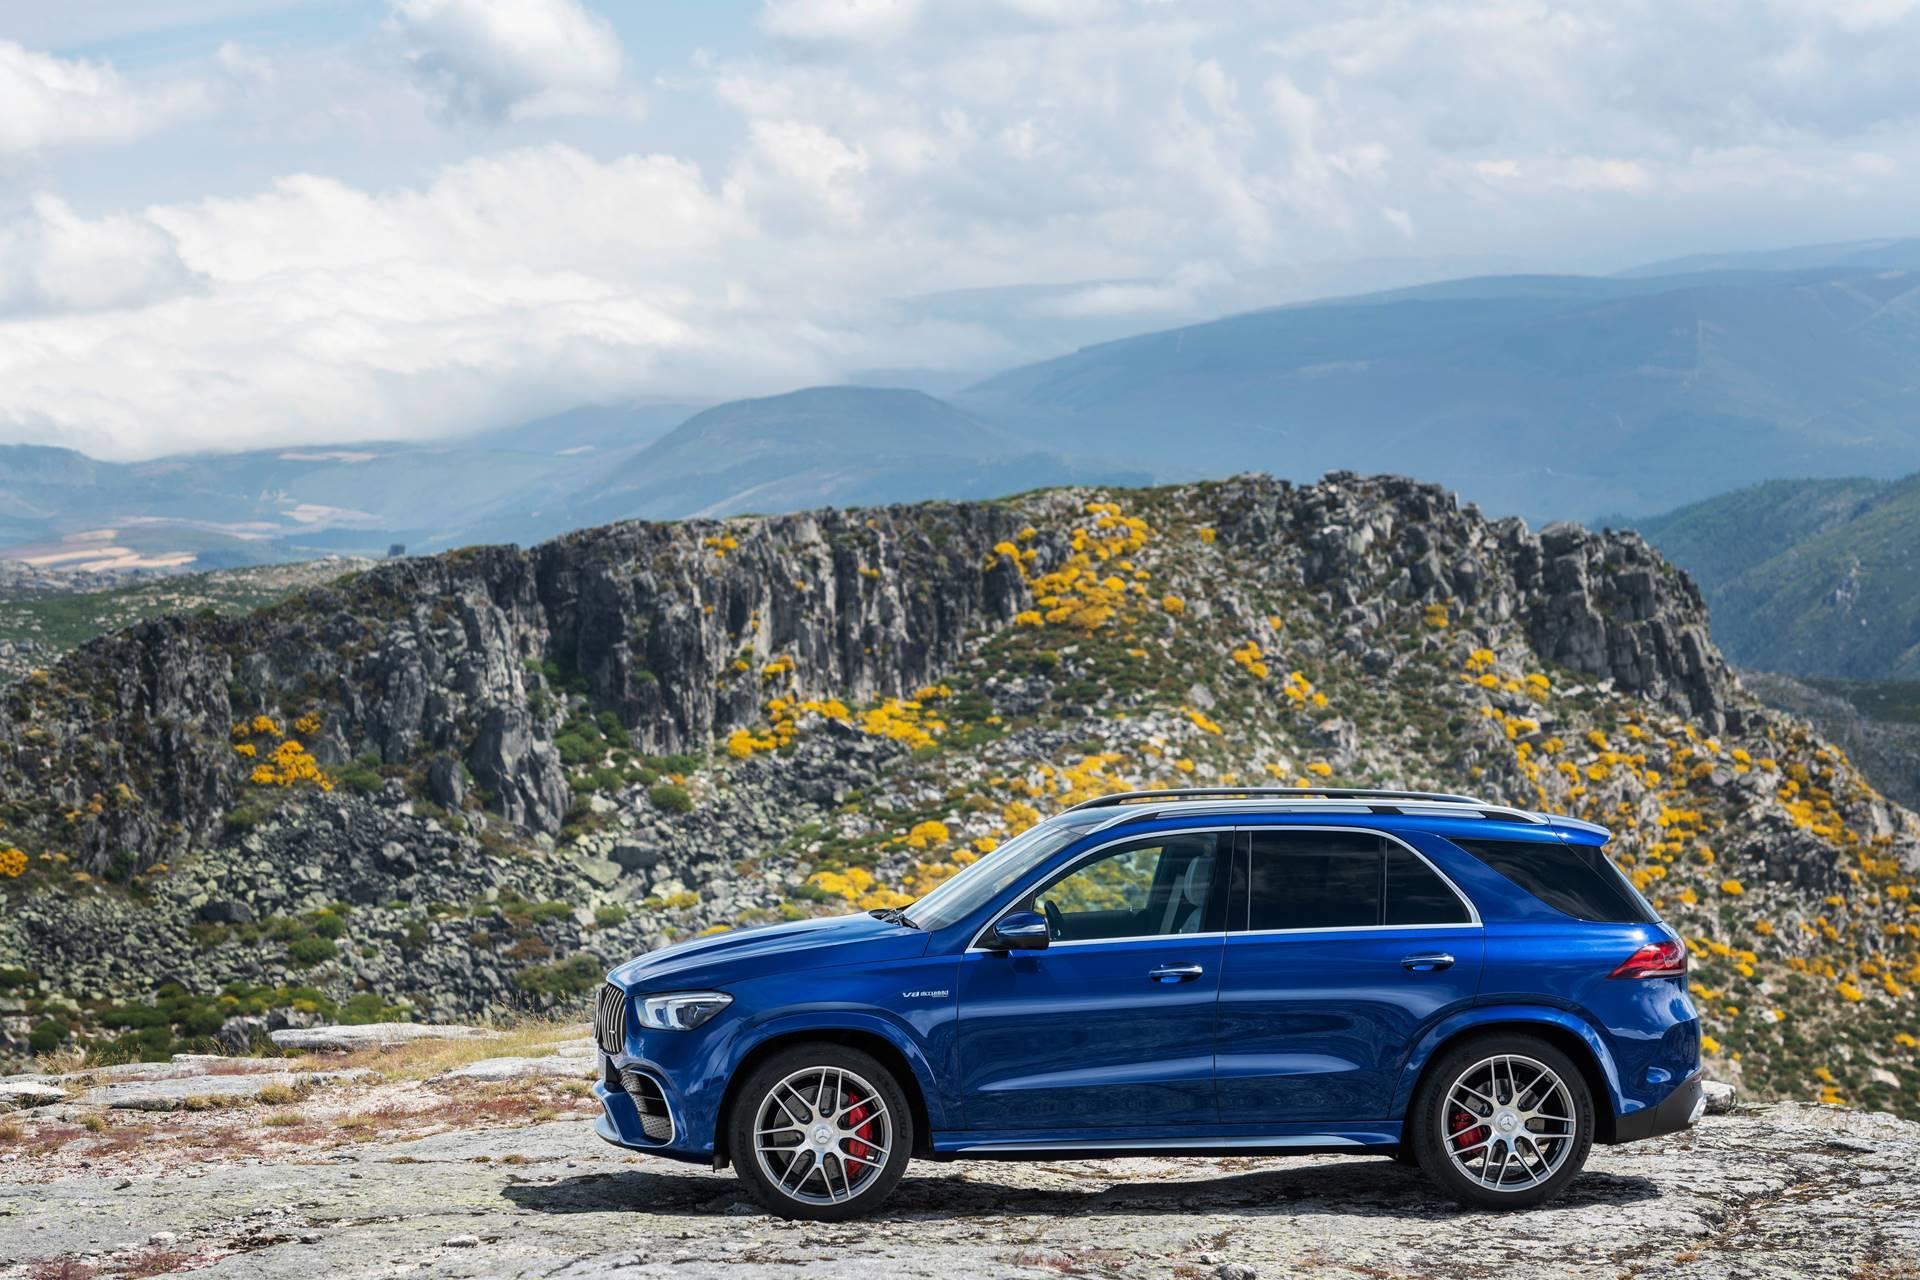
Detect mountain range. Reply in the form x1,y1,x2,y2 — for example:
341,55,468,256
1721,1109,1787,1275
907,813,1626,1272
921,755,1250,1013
8,236,1920,576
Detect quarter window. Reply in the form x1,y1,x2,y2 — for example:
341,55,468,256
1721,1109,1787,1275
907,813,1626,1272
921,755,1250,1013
1025,835,1222,942
1242,831,1473,930
1449,837,1655,923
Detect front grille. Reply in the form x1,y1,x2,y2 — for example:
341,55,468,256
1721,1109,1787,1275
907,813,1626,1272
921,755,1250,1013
621,1069,674,1143
594,983,627,1054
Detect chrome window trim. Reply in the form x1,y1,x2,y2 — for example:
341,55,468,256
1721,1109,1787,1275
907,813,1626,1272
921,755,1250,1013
1234,824,1484,932
966,825,1229,953
965,822,1483,953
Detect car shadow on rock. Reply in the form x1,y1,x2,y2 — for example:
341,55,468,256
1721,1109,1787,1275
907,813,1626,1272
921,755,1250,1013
502,1158,1660,1220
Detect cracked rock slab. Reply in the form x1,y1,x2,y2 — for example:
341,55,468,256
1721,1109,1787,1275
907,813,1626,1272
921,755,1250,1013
79,1068,374,1110
436,1053,596,1083
0,1079,64,1111
268,1023,488,1051
2,1102,1916,1279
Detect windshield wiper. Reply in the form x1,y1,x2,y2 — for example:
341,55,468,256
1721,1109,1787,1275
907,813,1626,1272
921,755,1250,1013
870,906,921,929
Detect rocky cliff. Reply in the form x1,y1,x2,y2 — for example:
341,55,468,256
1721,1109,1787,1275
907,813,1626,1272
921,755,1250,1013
2,474,1916,1116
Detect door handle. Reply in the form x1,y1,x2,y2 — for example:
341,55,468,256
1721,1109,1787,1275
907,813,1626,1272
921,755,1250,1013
1401,953,1455,972
1148,964,1205,984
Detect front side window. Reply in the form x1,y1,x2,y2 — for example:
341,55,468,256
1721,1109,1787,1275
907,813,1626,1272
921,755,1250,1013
1242,830,1473,930
1023,834,1222,942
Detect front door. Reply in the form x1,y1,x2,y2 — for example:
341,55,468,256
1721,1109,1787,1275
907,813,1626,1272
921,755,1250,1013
954,831,1229,1132
1215,828,1484,1124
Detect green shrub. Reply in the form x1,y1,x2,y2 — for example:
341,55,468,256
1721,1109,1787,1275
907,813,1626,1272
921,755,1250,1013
287,936,337,967
513,955,600,1000
593,904,628,927
648,783,692,814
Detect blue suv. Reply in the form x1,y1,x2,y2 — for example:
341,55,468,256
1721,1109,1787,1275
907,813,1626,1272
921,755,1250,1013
592,788,1703,1219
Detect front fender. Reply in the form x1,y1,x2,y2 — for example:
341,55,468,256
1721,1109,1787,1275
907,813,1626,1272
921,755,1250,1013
1388,1003,1626,1119
727,1005,954,1132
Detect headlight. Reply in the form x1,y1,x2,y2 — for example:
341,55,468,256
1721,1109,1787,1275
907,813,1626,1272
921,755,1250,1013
636,991,732,1031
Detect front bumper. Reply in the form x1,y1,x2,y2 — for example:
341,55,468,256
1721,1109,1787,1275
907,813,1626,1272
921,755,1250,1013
593,1079,709,1166
1612,1071,1705,1143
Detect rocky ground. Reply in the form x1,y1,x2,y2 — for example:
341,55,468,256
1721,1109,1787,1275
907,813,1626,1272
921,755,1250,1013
0,1030,1915,1280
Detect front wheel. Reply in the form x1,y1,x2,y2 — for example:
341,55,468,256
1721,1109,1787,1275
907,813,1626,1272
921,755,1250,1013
727,1043,913,1221
1412,1035,1594,1210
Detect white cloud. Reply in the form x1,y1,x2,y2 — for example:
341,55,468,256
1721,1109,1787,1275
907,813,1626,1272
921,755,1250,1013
389,0,634,122
9,0,1920,460
0,41,207,155
760,0,927,44
0,196,199,316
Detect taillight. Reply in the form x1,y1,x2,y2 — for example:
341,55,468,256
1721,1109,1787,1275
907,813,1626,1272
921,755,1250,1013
1609,938,1688,979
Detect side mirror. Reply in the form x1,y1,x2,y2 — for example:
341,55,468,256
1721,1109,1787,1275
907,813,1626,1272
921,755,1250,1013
988,909,1050,951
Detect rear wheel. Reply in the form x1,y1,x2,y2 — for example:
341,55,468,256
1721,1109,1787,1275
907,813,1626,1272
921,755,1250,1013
1412,1034,1594,1210
727,1043,913,1221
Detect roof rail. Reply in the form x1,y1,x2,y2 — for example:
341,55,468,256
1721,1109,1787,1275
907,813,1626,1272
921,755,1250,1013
1065,787,1496,813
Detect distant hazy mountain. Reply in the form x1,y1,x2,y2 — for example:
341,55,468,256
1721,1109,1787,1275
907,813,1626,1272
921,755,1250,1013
14,241,1920,576
0,399,700,571
572,385,1146,523
1631,473,1920,679
1617,237,1920,277
958,264,1920,523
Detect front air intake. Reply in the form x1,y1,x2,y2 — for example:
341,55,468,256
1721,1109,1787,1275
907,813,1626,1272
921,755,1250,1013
594,983,627,1054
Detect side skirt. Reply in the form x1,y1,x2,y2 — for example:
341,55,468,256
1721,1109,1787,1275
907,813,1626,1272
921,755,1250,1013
933,1125,1403,1161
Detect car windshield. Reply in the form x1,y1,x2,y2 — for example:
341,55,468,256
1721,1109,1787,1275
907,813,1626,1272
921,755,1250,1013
904,815,1096,931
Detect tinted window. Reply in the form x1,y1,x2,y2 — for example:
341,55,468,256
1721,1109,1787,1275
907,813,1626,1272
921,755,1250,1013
1451,838,1656,923
1246,831,1381,930
1385,848,1472,925
1028,835,1220,941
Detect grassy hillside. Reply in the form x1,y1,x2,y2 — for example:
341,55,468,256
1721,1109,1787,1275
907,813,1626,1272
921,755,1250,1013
1634,472,1920,679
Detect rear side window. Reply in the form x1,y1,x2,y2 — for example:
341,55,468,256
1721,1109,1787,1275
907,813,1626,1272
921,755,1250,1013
1385,848,1473,925
1243,831,1472,930
1450,838,1656,923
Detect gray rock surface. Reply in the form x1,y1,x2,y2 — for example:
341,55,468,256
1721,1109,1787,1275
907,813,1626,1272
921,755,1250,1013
0,1079,64,1111
1,1102,1915,1278
268,1023,488,1052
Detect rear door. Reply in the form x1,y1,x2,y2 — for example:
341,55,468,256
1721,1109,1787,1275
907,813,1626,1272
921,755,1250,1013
953,831,1229,1131
1215,828,1484,1125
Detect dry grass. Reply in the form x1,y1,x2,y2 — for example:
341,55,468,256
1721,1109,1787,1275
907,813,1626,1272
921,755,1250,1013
293,1016,586,1082
79,1113,109,1134
0,1119,24,1144
255,1082,310,1106
260,1110,306,1128
33,1046,90,1075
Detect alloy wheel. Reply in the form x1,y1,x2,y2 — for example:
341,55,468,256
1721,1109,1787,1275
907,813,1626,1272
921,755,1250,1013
751,1066,894,1207
1438,1053,1578,1193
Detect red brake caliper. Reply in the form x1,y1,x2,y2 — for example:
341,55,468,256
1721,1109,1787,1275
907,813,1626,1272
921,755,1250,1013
1449,1107,1488,1152
843,1093,876,1170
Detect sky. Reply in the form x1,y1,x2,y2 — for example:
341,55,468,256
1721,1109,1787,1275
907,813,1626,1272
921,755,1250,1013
2,0,1919,459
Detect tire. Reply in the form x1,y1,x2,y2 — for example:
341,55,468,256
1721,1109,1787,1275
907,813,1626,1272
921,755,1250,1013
727,1043,914,1221
1411,1033,1595,1210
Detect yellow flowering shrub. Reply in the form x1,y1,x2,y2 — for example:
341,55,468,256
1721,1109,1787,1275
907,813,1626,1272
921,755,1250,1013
294,712,323,737
0,847,26,878
1422,602,1449,628
1230,641,1268,679
249,739,333,791
905,820,950,850
1161,594,1185,615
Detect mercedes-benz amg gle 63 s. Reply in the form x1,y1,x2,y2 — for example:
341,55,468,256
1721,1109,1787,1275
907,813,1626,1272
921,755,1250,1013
591,787,1703,1219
